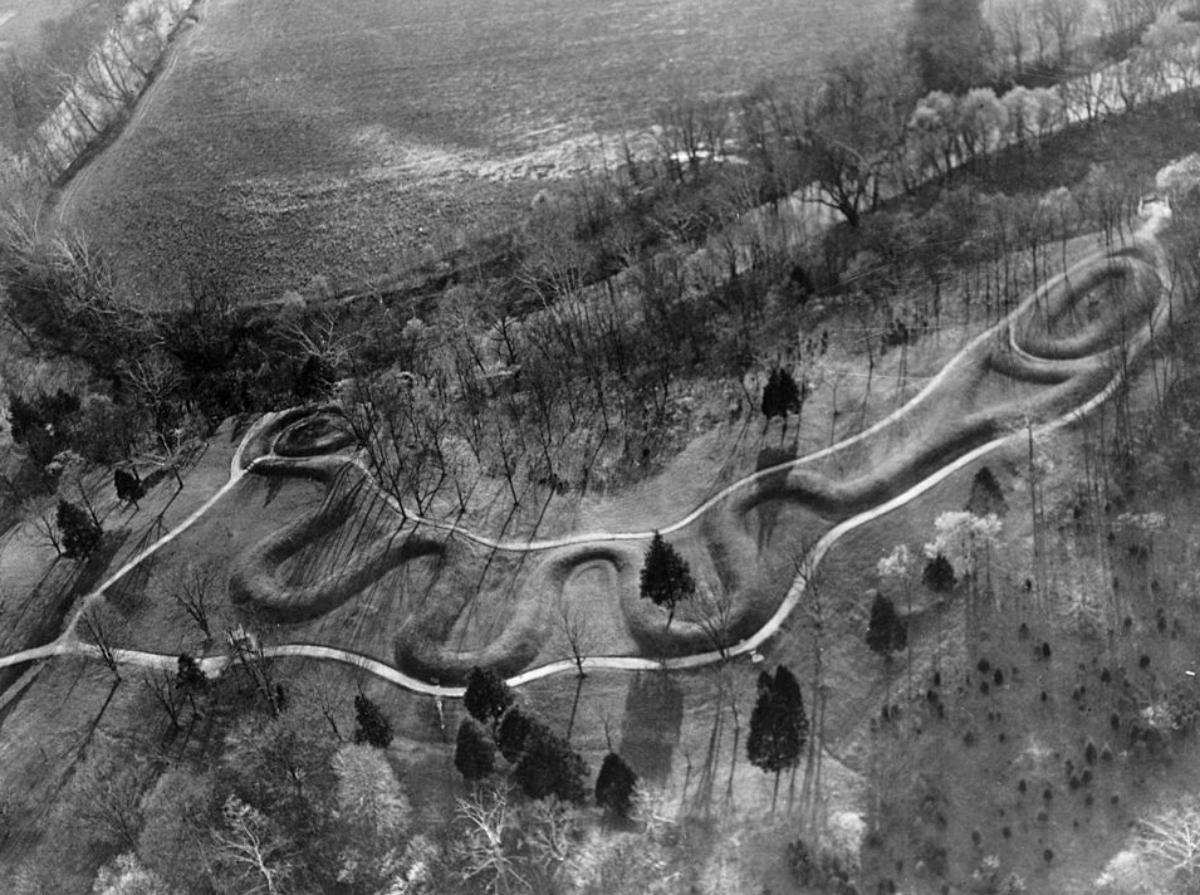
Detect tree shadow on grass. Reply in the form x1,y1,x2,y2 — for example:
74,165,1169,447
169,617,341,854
619,671,684,784
753,446,795,553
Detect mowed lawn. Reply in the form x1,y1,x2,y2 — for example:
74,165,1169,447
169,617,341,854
63,0,905,302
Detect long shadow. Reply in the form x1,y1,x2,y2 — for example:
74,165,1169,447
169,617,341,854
619,671,684,784
752,446,794,552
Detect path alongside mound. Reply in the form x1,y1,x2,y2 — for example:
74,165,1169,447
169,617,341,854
0,203,1179,701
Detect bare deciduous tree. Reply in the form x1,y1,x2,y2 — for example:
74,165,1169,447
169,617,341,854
1136,799,1200,886
455,784,528,895
80,603,123,680
696,582,737,659
209,795,296,895
142,665,184,730
173,561,219,642
556,593,589,678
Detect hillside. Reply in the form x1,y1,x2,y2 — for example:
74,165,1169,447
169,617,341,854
54,0,905,302
7,1,1200,894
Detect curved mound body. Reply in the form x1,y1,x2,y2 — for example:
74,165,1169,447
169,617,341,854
224,223,1174,682
273,410,356,457
229,466,444,623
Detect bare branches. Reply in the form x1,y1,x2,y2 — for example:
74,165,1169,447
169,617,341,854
556,593,589,677
1137,799,1200,881
209,795,296,895
24,496,64,557
80,603,122,680
454,785,528,895
142,665,184,730
173,561,219,641
695,582,736,659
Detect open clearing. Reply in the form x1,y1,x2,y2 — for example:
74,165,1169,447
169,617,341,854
59,0,905,302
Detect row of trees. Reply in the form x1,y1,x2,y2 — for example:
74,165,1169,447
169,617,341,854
0,0,126,149
456,666,645,814
2,0,193,181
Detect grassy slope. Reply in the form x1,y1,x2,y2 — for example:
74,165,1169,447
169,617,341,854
60,0,904,302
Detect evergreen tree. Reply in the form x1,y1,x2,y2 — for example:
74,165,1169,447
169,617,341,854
514,725,588,803
907,0,993,92
463,666,514,728
774,664,808,720
866,591,907,657
747,665,808,812
353,694,394,749
966,466,1007,518
639,532,696,628
7,393,40,446
294,354,335,403
177,652,207,718
923,553,957,592
57,498,101,559
762,368,803,420
496,707,534,763
595,752,639,820
454,718,496,782
177,653,207,691
114,468,144,507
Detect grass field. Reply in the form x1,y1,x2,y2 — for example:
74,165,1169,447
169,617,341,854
0,0,90,50
60,0,906,302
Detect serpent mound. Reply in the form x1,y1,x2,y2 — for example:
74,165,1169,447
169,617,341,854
230,465,443,622
273,410,356,458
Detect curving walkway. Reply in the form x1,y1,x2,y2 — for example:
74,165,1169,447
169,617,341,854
0,204,1180,699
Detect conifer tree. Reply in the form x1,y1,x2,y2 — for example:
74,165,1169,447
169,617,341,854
639,532,696,628
177,652,207,718
454,718,496,782
923,553,957,592
514,724,588,803
496,707,534,763
907,0,992,92
114,468,145,507
463,666,514,728
866,591,907,657
57,498,101,559
595,752,639,820
966,466,1007,518
747,665,808,813
762,368,803,420
353,694,394,749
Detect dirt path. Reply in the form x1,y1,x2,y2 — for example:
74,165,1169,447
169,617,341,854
53,1,196,227
0,203,1176,699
